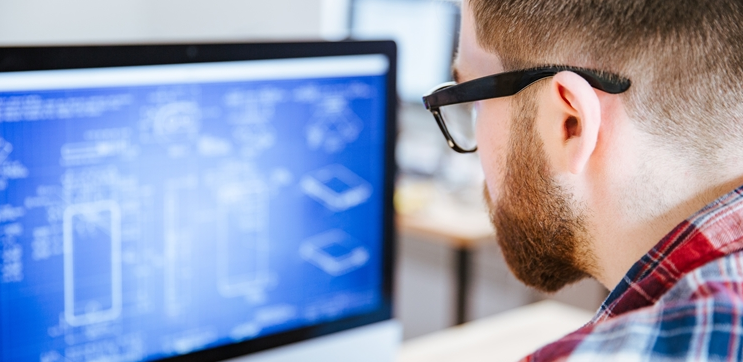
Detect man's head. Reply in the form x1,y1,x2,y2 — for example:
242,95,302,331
456,0,743,291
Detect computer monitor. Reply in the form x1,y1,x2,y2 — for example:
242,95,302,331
0,41,398,362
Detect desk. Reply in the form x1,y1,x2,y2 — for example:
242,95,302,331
396,180,493,325
396,300,594,362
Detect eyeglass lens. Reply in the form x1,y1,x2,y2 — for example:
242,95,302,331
439,101,477,151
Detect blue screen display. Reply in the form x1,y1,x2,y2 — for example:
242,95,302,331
0,58,388,362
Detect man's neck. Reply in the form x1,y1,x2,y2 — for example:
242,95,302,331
588,145,743,290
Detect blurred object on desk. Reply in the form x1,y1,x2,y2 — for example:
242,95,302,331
396,177,492,245
397,300,594,362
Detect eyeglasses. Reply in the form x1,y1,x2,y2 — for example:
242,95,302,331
421,66,632,153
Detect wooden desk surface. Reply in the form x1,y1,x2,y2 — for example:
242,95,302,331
396,300,594,362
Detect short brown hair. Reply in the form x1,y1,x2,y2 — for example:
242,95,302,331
469,0,743,159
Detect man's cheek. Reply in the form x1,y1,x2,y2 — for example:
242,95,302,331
476,137,508,205
483,180,499,210
476,102,511,169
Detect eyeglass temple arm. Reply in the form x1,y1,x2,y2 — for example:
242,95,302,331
424,67,630,109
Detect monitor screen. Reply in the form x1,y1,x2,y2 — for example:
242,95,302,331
0,43,395,362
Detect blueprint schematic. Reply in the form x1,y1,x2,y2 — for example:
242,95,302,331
0,69,388,362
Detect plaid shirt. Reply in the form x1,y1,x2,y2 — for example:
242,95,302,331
522,185,743,361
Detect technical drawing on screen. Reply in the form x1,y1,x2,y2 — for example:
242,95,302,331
0,54,389,362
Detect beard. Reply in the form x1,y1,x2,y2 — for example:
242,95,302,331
484,90,594,293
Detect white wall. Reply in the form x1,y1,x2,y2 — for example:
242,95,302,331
0,0,334,45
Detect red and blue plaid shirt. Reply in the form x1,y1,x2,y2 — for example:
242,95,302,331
523,185,743,361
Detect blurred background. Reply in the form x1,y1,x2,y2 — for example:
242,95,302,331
0,0,607,341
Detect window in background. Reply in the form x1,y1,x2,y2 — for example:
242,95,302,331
351,0,459,103
321,0,352,40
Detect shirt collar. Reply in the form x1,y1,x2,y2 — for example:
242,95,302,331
592,184,743,323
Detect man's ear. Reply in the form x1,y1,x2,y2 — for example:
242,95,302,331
540,71,602,175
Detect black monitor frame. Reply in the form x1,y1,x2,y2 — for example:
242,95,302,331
0,41,397,362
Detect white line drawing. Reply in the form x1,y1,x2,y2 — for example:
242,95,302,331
346,82,373,98
83,127,133,142
163,175,198,317
300,229,369,276
294,82,372,103
232,123,276,158
229,304,297,341
305,95,363,153
60,140,129,166
197,135,233,157
300,164,372,212
0,137,29,190
268,167,293,195
294,84,322,103
140,101,201,144
225,88,283,124
0,137,13,164
63,200,122,326
0,204,24,223
230,322,261,341
165,328,218,356
215,177,271,300
225,88,283,158
1,224,24,283
60,334,144,362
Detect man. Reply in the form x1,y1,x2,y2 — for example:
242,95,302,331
422,0,743,360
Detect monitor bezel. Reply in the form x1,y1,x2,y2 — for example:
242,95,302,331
0,41,397,362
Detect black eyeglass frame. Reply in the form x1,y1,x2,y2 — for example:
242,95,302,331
422,66,631,153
